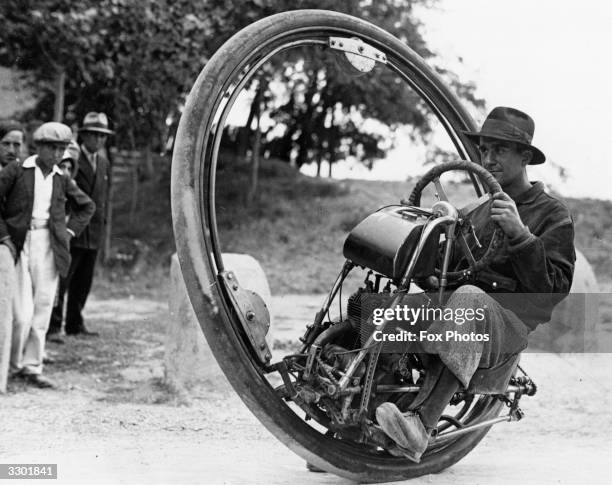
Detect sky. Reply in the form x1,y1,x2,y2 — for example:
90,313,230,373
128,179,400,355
303,0,612,200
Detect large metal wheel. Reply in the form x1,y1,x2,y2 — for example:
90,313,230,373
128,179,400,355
171,9,504,482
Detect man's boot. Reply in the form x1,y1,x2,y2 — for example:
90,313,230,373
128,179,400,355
376,362,461,462
375,405,429,462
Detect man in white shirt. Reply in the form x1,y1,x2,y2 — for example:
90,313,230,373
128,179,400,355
0,122,94,388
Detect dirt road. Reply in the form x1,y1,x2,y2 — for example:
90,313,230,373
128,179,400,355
1,297,611,484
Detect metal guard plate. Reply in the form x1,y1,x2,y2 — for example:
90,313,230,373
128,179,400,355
220,271,272,364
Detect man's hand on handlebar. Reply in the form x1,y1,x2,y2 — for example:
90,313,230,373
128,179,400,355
490,192,528,239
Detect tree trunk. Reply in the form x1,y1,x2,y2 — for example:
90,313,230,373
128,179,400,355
53,70,66,122
102,148,115,264
247,109,262,205
144,141,154,179
127,126,137,152
295,73,320,168
239,96,258,158
327,110,337,178
239,80,266,158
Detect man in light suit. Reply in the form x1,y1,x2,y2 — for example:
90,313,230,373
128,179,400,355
0,122,94,388
49,113,112,337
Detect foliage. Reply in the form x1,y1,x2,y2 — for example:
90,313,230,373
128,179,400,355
1,0,222,149
114,153,611,295
0,0,483,162
220,0,485,174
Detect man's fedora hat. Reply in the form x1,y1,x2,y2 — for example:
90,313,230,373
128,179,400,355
78,112,114,135
463,106,545,165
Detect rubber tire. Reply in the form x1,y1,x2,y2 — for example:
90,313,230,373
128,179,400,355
171,9,503,482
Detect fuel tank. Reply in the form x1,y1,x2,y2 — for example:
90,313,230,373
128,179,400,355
343,206,441,281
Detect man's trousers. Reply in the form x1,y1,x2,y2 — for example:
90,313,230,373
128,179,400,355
0,245,16,392
11,229,58,376
373,285,531,389
49,247,98,334
420,284,530,388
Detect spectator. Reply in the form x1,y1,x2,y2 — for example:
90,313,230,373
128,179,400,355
46,141,81,343
0,119,25,169
57,140,80,179
50,113,112,337
0,119,23,392
0,122,94,388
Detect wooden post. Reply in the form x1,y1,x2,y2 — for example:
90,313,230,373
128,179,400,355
102,148,115,264
129,151,140,226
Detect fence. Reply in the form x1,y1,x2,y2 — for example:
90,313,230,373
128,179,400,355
104,148,142,262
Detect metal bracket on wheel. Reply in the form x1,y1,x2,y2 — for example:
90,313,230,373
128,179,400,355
220,271,272,364
328,37,387,73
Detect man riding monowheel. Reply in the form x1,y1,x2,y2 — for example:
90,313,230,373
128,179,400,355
375,106,576,462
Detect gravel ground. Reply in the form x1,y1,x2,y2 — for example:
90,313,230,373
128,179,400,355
1,297,611,484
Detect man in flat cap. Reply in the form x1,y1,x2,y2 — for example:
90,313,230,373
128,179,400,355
0,122,95,388
49,112,112,337
375,107,576,461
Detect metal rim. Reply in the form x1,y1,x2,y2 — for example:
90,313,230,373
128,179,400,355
172,10,502,481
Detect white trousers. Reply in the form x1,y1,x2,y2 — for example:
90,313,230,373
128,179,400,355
11,229,58,375
0,245,16,392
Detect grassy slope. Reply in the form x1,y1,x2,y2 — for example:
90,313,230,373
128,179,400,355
102,156,612,296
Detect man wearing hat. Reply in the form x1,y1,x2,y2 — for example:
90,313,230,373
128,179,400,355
0,122,94,388
49,112,112,337
57,140,80,179
375,107,576,461
45,141,80,342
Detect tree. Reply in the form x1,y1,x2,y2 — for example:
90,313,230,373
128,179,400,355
221,0,484,176
0,0,222,150
0,0,482,163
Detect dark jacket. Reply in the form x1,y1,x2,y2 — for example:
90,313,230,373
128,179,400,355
71,148,110,249
0,157,95,277
462,182,576,329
